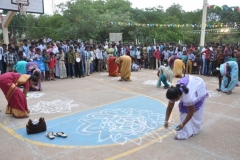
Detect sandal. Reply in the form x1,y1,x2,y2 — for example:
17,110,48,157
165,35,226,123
54,132,67,138
118,79,124,82
46,132,55,139
164,86,169,89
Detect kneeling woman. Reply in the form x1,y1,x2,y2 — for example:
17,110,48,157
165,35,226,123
108,56,119,77
215,61,238,95
0,72,38,118
26,62,42,91
157,65,174,89
164,75,209,140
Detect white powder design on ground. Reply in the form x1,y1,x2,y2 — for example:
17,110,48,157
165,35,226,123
27,92,45,100
29,99,78,114
76,108,176,145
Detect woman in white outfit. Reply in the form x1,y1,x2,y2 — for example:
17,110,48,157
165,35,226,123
164,75,209,140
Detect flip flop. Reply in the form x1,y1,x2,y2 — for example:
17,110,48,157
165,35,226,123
46,132,55,139
54,132,67,138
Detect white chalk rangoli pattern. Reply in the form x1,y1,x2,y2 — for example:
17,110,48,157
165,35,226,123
76,108,176,145
143,80,172,86
100,73,109,76
207,90,222,98
29,99,78,114
27,92,45,99
142,80,158,85
232,99,240,107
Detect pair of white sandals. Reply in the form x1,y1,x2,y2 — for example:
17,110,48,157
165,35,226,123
46,132,67,139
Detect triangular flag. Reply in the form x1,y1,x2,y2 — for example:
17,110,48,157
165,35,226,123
214,5,217,9
232,8,235,11
208,5,211,9
238,8,240,12
220,6,223,10
225,7,228,11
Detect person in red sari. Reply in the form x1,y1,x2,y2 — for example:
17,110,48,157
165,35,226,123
0,72,38,118
107,56,119,77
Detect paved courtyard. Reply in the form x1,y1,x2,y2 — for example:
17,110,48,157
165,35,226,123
0,70,239,160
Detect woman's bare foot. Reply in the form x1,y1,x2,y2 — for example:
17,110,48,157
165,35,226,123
173,136,178,140
226,91,232,95
216,88,221,92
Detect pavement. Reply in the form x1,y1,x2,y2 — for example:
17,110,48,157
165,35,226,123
0,69,239,160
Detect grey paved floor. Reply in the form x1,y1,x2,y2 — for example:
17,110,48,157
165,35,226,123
0,70,239,160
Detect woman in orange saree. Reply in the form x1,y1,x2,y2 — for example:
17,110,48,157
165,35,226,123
108,56,119,77
0,72,37,118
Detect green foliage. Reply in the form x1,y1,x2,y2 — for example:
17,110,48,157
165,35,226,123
5,0,240,45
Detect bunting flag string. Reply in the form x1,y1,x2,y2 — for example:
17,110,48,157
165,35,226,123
182,28,240,34
206,5,240,12
183,31,240,35
75,18,240,29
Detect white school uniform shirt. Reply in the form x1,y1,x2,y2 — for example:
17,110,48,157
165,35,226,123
91,51,95,60
53,46,59,54
96,49,103,60
136,51,141,59
3,51,8,62
38,44,46,53
177,51,183,57
27,51,35,61
201,48,207,59
130,50,135,57
22,45,30,57
33,54,40,60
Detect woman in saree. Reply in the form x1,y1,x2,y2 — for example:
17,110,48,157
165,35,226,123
115,55,132,81
168,56,185,78
164,75,209,140
26,62,42,91
13,61,27,74
157,64,174,89
215,61,238,95
107,56,119,77
0,72,38,118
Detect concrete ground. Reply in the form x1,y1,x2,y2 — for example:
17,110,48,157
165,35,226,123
0,70,240,160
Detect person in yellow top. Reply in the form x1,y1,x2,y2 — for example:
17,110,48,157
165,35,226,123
115,55,132,82
168,56,185,78
143,46,148,69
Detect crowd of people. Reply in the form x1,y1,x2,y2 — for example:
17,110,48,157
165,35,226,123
0,39,239,88
0,39,239,83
